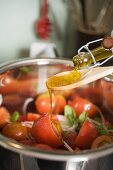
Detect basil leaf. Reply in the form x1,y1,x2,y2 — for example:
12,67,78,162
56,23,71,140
20,66,31,74
79,111,87,125
96,125,108,135
94,116,102,122
11,111,20,122
64,105,76,125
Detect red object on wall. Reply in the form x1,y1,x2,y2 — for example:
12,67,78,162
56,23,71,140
35,0,52,39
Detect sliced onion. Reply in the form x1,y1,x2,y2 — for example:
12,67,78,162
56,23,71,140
22,97,34,114
57,115,77,132
0,94,3,106
22,121,34,128
63,140,74,152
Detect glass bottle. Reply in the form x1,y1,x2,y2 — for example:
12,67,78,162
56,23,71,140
73,46,112,69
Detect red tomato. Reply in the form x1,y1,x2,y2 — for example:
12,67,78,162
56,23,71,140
68,96,98,117
20,140,53,151
75,121,98,149
0,107,10,128
63,131,77,149
33,144,53,150
0,72,13,87
2,122,27,141
53,95,66,114
3,94,25,107
18,114,27,122
32,114,63,148
73,80,103,106
26,112,40,121
0,74,37,96
35,93,51,115
35,93,66,115
20,139,36,146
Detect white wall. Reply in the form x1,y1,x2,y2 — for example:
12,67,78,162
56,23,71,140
0,0,68,63
0,0,112,63
0,0,41,62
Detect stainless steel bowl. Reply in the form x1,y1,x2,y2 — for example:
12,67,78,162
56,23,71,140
0,58,113,163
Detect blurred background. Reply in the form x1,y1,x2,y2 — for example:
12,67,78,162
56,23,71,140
0,0,113,63
0,1,113,170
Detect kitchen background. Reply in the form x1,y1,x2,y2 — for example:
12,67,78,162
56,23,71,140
0,1,113,170
0,0,113,63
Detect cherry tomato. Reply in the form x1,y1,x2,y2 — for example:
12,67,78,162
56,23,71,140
75,121,98,149
33,144,53,150
18,114,27,122
53,95,66,114
68,96,98,117
3,94,25,107
26,112,40,121
20,139,36,146
32,114,63,148
0,107,10,128
35,93,50,114
35,93,66,115
73,80,103,106
0,72,14,87
0,74,37,96
63,131,77,149
2,122,27,141
91,135,112,149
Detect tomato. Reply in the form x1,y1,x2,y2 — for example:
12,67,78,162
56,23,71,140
2,122,27,141
0,72,14,87
63,131,77,149
74,80,103,106
68,96,98,117
0,107,10,128
18,114,27,122
3,94,25,107
35,93,66,115
53,95,66,114
0,74,37,96
35,93,51,114
20,139,36,146
91,135,112,149
32,114,63,148
21,140,53,151
33,144,53,150
26,112,40,121
75,121,98,149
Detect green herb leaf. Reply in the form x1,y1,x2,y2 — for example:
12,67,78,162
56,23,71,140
11,111,20,122
64,105,76,125
94,116,102,122
108,125,113,130
96,125,108,135
78,111,87,125
20,66,31,74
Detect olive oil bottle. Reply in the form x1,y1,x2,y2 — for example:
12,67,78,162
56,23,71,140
73,46,112,69
73,36,113,69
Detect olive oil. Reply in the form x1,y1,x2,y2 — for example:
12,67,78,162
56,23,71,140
48,88,53,114
73,46,112,69
46,70,81,89
46,70,81,116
